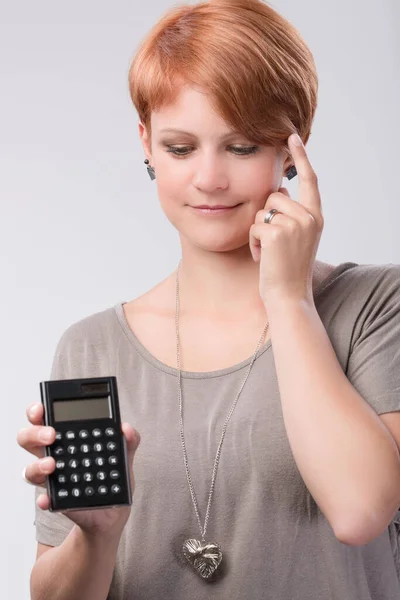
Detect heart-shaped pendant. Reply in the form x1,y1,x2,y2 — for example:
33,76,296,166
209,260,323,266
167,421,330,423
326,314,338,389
182,538,222,579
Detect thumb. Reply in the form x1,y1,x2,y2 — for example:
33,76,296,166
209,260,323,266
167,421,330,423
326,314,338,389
121,422,141,453
121,422,141,496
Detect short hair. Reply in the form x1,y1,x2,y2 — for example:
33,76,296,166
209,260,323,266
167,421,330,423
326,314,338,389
128,0,318,156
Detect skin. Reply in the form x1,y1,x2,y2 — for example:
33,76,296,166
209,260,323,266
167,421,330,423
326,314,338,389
139,83,301,320
17,404,140,537
17,82,329,539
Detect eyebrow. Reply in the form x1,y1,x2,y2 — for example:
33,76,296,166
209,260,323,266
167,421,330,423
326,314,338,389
158,128,240,139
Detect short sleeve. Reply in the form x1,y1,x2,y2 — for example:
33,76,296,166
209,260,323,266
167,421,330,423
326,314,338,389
33,329,77,547
346,264,400,416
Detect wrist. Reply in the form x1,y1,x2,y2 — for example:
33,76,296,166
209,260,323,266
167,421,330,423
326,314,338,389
76,523,123,549
264,293,314,316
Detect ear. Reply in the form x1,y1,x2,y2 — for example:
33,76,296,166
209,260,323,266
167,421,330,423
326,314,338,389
138,121,152,163
282,150,294,177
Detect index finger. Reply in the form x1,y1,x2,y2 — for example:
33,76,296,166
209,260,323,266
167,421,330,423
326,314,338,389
288,133,321,214
26,403,44,425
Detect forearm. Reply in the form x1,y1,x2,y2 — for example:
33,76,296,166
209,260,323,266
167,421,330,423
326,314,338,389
30,524,120,600
265,295,400,544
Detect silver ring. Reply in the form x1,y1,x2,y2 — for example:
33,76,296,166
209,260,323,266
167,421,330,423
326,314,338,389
22,466,36,486
264,209,281,224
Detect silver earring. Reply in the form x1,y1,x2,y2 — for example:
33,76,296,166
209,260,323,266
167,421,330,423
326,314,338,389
144,159,156,180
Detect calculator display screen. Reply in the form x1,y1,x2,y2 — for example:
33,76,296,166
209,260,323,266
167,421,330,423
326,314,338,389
53,397,112,422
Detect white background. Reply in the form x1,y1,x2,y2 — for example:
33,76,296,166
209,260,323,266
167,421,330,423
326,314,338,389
1,0,399,597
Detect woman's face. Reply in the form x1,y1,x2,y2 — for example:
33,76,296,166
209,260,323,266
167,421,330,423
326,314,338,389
139,84,291,253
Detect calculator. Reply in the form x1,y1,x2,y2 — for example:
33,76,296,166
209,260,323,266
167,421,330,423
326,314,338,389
39,376,132,513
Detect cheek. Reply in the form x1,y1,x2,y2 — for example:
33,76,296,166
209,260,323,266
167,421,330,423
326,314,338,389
154,156,278,209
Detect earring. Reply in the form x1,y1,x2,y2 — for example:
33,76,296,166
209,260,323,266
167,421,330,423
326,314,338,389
286,165,297,180
144,157,294,182
144,159,156,181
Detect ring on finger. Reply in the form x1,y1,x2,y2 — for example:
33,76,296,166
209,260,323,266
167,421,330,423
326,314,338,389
264,209,282,224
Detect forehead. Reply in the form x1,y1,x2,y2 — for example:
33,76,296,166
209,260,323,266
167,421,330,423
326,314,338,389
151,85,231,134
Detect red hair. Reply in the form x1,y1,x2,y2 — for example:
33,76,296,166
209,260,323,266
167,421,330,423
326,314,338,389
128,0,318,156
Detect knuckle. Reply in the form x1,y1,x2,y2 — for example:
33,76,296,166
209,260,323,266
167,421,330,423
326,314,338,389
26,404,37,420
16,427,29,448
305,215,317,229
309,171,318,184
270,228,283,242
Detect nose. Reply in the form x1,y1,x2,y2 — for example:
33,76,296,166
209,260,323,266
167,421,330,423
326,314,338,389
192,153,229,193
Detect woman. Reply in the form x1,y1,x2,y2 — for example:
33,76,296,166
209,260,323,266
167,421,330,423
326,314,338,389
18,0,400,598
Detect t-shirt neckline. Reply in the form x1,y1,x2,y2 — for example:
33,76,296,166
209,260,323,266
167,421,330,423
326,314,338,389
113,261,358,379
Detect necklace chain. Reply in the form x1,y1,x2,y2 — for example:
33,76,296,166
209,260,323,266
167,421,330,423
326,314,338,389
175,259,270,543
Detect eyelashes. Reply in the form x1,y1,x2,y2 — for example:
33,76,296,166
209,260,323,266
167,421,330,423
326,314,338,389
165,145,260,158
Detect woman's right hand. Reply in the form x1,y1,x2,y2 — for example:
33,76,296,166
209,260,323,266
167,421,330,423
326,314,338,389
17,402,141,540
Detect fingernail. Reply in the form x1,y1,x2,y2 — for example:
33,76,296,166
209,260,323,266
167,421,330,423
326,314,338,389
291,133,303,147
39,429,53,442
39,458,53,472
29,405,39,418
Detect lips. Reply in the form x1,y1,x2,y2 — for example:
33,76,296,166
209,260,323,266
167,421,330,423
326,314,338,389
193,204,240,209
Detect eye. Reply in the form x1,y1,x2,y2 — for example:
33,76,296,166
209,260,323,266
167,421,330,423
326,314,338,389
165,145,260,158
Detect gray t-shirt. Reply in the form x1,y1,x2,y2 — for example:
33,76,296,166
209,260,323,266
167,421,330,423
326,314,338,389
33,261,400,599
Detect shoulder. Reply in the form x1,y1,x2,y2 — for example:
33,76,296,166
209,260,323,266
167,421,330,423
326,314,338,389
316,262,400,336
53,305,119,358
326,263,400,338
49,304,121,380
320,261,400,297
343,262,400,301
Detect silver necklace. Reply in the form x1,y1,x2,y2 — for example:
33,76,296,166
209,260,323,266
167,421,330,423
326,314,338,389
176,259,270,580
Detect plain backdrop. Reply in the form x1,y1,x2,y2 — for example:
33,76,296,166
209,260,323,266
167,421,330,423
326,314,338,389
1,0,399,597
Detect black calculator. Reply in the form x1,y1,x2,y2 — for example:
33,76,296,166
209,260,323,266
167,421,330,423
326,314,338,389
39,376,132,512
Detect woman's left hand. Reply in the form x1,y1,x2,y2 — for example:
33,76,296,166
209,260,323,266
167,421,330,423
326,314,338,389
249,133,324,307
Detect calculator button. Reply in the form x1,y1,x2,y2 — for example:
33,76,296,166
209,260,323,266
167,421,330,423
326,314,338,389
57,474,67,484
54,446,64,456
98,486,108,495
105,428,115,436
80,444,91,453
71,488,81,497
92,428,102,438
107,441,117,451
79,430,89,439
84,486,95,496
55,431,62,441
108,456,118,465
70,473,81,483
111,484,121,494
65,431,76,440
93,443,103,452
110,470,120,480
68,459,79,469
55,460,65,470
96,471,107,481
67,445,78,454
95,457,106,467
83,472,93,482
57,489,68,498
82,458,92,468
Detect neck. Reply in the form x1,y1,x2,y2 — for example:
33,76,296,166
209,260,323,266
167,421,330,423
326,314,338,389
175,244,267,320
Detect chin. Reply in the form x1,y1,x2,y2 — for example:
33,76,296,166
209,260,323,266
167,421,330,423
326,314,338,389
180,231,251,253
